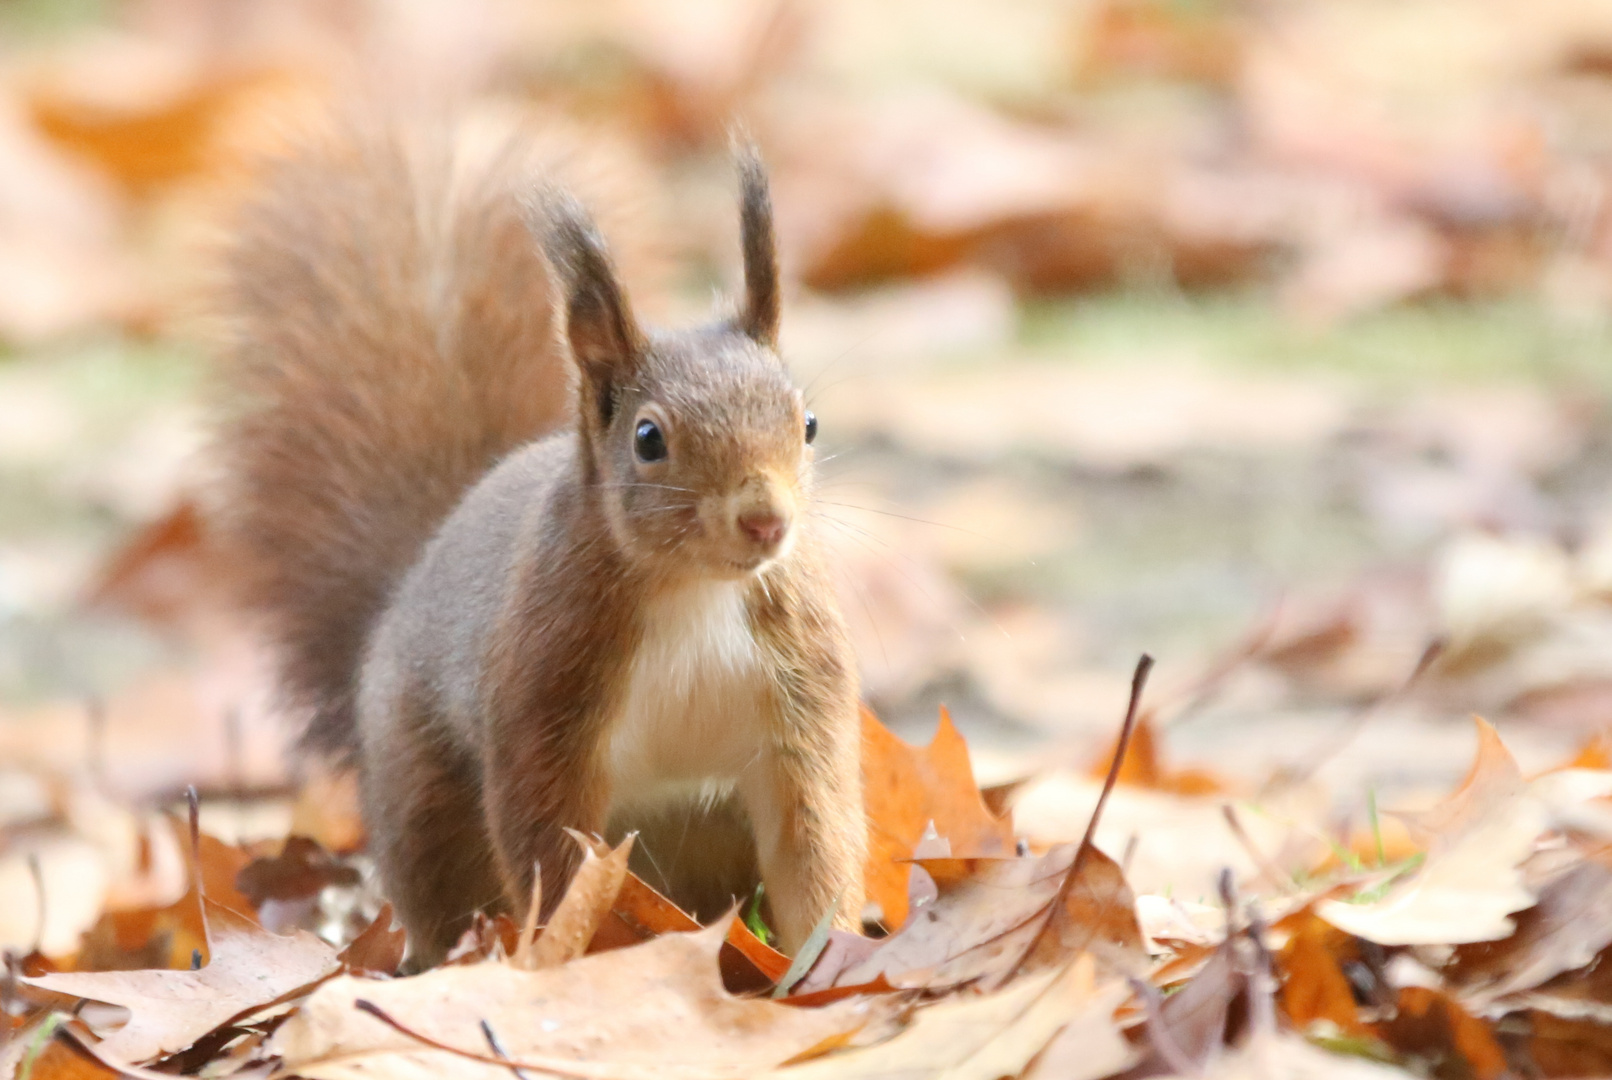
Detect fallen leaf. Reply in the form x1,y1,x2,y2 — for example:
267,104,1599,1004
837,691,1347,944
1525,1010,1612,1078
582,846,791,989
781,955,1122,1080
24,44,291,198
1138,931,1243,1073
1198,1027,1411,1079
1373,986,1506,1080
1089,713,1225,796
273,922,891,1080
1448,859,1612,1011
1275,908,1368,1036
1433,534,1574,666
25,899,338,1063
287,766,365,854
1021,973,1138,1079
339,904,405,978
1318,718,1546,945
520,832,633,970
862,707,1016,932
235,835,360,910
823,843,1142,993
73,820,255,973
0,1020,125,1080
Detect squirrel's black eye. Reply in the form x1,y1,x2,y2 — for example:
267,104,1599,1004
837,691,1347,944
634,419,667,462
804,411,818,444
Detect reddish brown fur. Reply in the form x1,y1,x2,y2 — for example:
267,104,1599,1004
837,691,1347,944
212,123,573,758
213,123,865,966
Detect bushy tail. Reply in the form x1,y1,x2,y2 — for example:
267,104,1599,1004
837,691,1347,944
211,122,575,759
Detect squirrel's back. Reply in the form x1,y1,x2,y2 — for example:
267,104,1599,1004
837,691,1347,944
212,123,580,757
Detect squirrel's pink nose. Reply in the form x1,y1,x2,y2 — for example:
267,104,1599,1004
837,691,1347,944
738,511,788,548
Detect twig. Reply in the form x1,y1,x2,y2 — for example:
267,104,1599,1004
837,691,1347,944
1008,654,1153,981
482,1019,537,1080
27,853,45,956
1159,608,1281,731
1243,902,1277,1041
185,786,203,900
185,785,212,952
1120,833,1139,876
1220,805,1296,896
352,998,720,1080
1262,637,1444,797
1217,868,1237,941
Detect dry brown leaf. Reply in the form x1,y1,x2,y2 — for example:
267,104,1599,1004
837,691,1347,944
818,843,1142,993
24,898,338,1063
780,94,1275,295
0,1022,126,1080
444,912,519,966
339,904,405,978
72,821,256,973
1373,986,1506,1080
862,707,1016,932
273,922,892,1080
1525,1010,1612,1078
1449,859,1612,1011
1088,713,1226,796
1275,909,1369,1036
1318,717,1545,945
587,865,790,990
1140,932,1242,1073
235,835,360,910
24,50,293,199
1196,1028,1410,1079
780,955,1124,1080
85,500,227,633
1020,973,1138,1079
519,832,633,971
287,767,366,855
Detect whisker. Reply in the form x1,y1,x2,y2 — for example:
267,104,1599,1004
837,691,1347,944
802,329,884,401
598,482,699,494
814,500,1008,544
816,512,1012,642
815,515,971,645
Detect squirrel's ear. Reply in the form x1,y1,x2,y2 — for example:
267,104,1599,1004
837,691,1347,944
734,141,780,349
532,191,642,407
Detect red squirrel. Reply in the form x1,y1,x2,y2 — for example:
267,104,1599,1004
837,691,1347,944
211,123,866,966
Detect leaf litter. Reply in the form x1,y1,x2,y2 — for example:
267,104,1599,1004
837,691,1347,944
4,630,1609,1080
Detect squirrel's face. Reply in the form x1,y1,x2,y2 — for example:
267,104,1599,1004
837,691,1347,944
541,143,804,582
596,331,815,581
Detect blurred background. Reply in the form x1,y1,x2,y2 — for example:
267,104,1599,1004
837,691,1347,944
3,0,1612,932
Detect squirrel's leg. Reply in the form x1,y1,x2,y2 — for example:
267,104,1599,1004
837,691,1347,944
358,701,503,969
738,699,867,954
482,737,609,927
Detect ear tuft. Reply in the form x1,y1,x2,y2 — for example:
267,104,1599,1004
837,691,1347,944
530,188,641,406
733,139,780,348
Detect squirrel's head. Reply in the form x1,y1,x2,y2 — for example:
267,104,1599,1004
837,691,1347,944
537,146,815,582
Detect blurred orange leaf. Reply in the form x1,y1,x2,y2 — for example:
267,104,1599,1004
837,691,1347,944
861,706,1016,932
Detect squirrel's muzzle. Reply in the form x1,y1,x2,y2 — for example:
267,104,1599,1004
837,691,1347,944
724,473,796,565
738,510,788,548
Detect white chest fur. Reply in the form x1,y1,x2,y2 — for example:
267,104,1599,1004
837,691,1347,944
606,579,772,809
